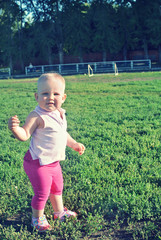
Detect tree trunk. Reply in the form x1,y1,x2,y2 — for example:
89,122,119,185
18,25,24,72
48,46,52,65
79,56,83,63
18,0,24,72
103,50,106,62
58,43,63,64
78,47,83,63
55,1,64,64
158,45,161,64
8,13,13,74
143,38,149,59
123,43,127,61
9,54,13,75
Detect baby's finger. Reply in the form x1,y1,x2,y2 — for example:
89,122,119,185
82,145,85,151
12,115,19,120
8,116,20,129
12,115,20,123
79,145,85,155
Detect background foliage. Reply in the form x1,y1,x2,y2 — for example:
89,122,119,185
0,0,161,73
0,72,161,239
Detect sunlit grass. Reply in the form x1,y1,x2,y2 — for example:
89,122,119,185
0,72,161,239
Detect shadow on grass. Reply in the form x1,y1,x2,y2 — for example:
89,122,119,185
0,212,32,231
0,212,133,239
1,211,160,239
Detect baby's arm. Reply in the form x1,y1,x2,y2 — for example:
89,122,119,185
8,112,39,141
67,132,85,155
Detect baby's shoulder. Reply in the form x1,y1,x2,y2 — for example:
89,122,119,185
28,110,40,119
27,111,44,128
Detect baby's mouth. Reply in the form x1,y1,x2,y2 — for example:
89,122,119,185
48,102,54,105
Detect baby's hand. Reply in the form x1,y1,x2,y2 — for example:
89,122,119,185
8,115,20,130
73,142,85,155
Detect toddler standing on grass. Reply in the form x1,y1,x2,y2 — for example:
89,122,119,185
8,73,85,232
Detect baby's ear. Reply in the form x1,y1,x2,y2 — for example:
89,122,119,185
62,94,67,102
35,93,38,101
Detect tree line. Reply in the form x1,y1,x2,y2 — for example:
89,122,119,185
0,0,161,74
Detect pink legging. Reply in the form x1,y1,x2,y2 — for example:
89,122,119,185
23,150,63,210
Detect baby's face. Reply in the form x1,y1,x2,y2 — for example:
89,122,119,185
35,77,66,112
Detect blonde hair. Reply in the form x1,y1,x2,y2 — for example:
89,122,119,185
37,73,65,92
38,73,65,85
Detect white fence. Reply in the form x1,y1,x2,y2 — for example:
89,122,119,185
0,68,11,78
25,59,151,76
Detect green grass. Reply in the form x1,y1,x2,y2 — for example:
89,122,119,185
0,72,161,239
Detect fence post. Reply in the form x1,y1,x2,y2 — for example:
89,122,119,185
76,64,79,73
8,68,11,78
25,67,28,75
149,59,151,69
131,61,133,70
95,63,97,72
59,65,61,74
112,62,115,71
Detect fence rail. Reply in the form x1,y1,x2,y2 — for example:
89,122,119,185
25,59,151,76
0,68,11,78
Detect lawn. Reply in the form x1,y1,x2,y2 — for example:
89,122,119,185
0,72,161,239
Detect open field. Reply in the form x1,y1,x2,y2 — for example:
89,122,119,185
0,72,161,239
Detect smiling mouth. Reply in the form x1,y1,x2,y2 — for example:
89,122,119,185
48,102,54,105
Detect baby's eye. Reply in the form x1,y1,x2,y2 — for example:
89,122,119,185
42,92,48,96
54,93,60,96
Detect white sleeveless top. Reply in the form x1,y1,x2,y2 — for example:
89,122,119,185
29,106,67,166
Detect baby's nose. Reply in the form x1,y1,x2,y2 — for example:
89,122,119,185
49,93,54,99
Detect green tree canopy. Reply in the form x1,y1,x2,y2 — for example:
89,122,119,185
0,0,161,73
